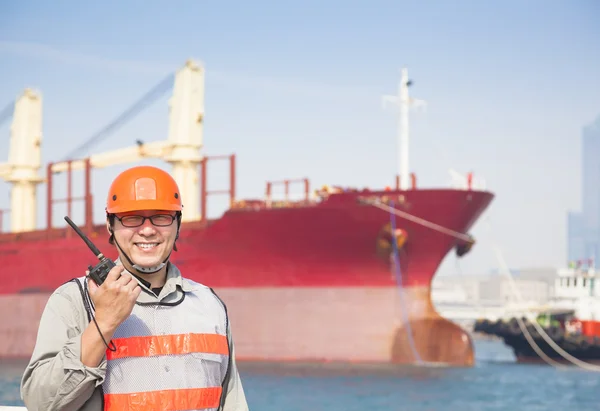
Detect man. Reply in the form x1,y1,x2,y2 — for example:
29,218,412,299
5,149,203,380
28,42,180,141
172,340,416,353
21,165,249,411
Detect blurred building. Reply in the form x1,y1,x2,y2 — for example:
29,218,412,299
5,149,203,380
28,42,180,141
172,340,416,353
568,114,600,265
432,267,557,324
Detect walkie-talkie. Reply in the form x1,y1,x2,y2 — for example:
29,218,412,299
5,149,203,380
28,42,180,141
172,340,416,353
64,216,116,286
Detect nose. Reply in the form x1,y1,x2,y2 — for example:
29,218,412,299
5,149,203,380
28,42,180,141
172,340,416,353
137,218,157,236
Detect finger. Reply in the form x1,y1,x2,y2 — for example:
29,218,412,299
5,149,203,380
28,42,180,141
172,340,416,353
115,272,134,287
105,265,125,283
132,285,142,299
87,277,99,294
126,284,142,304
125,277,141,292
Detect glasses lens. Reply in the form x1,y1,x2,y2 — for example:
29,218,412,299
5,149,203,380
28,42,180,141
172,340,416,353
119,214,175,227
120,215,144,227
151,215,174,226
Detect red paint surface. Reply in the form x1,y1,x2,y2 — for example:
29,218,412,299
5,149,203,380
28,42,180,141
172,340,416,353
0,188,493,294
577,320,600,338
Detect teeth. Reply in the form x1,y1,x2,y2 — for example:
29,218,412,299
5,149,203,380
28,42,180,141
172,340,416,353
137,243,158,250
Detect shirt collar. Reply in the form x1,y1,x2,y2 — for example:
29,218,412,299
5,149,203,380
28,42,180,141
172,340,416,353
115,258,198,304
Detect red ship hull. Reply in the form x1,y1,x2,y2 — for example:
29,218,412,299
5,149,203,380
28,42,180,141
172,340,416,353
0,187,493,366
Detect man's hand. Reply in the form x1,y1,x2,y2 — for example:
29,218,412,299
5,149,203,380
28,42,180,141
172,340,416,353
88,265,142,331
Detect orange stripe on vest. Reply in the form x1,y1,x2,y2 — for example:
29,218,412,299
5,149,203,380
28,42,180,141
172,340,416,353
104,387,222,410
106,333,229,360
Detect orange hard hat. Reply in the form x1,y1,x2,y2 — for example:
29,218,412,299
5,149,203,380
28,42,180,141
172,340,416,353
106,165,183,214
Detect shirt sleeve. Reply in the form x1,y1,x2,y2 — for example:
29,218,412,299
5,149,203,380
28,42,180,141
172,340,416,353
221,322,250,411
20,282,106,411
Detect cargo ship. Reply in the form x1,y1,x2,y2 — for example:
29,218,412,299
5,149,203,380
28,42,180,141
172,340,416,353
474,260,600,365
0,60,494,367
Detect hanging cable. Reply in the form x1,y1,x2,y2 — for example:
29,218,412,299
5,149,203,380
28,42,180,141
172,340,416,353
361,198,473,243
363,196,579,368
486,219,600,372
389,199,423,365
60,72,175,161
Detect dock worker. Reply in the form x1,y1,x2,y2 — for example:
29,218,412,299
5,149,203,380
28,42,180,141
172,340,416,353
20,165,249,411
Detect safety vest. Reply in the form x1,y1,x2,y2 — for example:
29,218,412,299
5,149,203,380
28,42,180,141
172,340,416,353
74,276,231,411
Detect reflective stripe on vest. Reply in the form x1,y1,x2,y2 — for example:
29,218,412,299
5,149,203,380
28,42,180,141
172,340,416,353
74,277,230,411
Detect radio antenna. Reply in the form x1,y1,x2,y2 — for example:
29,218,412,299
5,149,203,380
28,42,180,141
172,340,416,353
64,216,104,260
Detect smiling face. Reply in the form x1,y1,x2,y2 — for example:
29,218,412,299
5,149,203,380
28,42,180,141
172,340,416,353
110,209,179,270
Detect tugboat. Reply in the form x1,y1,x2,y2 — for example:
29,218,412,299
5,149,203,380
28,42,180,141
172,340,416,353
474,260,600,364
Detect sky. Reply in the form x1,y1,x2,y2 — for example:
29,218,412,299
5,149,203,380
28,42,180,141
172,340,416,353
0,0,599,278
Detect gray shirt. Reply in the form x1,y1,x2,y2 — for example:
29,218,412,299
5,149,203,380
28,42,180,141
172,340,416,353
20,263,249,411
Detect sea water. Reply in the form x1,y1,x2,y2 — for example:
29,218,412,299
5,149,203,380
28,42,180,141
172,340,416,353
1,339,598,410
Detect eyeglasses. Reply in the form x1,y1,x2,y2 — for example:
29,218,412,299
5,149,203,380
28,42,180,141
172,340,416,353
116,214,177,228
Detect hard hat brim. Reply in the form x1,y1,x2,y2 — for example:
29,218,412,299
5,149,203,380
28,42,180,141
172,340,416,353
107,200,183,214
